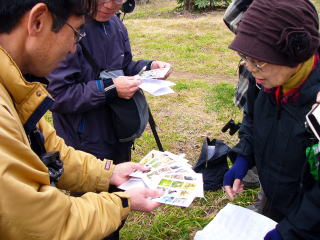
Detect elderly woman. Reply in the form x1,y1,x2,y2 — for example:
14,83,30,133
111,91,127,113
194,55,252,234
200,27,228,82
222,0,320,239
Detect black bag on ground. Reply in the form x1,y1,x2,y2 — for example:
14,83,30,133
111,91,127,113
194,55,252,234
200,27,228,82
193,138,230,191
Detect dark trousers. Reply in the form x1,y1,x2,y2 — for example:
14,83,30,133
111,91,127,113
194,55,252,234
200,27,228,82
72,141,133,240
111,141,132,164
102,141,133,240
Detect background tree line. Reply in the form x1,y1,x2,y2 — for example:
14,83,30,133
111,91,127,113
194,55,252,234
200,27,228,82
136,0,232,11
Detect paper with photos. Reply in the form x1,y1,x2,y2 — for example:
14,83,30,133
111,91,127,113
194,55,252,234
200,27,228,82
130,150,191,188
139,67,171,80
153,177,196,207
120,150,204,207
137,67,175,96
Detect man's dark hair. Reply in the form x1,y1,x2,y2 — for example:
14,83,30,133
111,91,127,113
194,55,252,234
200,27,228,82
0,0,97,33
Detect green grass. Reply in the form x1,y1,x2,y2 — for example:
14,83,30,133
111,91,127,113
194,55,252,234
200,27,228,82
311,0,320,13
125,0,178,19
126,11,239,75
173,79,208,90
206,82,242,121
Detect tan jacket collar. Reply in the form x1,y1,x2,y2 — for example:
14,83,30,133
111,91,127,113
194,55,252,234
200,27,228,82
0,47,54,132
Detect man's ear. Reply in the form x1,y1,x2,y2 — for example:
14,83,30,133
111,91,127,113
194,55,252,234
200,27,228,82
27,3,50,36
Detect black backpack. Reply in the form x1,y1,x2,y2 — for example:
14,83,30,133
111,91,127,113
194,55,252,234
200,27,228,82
99,69,149,142
193,138,230,191
80,42,163,150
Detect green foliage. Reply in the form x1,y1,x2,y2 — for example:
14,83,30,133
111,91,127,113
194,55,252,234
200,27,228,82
194,0,211,9
177,0,231,11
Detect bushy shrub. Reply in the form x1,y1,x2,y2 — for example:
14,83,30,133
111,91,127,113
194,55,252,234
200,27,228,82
177,0,231,11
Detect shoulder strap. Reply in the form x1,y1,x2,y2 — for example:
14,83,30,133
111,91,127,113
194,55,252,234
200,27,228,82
148,108,164,152
28,127,64,186
79,41,101,77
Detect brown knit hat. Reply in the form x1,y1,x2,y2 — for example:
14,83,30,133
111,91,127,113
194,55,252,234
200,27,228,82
229,0,320,67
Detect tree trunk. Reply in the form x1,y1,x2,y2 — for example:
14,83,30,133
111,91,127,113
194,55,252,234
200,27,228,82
184,0,194,11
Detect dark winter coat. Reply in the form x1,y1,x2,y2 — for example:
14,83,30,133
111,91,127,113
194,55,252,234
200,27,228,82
230,62,320,239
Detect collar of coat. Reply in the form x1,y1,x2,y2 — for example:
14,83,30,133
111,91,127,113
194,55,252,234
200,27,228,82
262,54,320,106
0,47,54,134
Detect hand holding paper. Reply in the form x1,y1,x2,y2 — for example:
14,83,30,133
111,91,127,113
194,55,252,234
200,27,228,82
125,187,164,212
137,67,176,96
150,61,172,79
119,150,204,207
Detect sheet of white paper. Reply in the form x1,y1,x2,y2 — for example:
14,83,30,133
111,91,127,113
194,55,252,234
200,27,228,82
195,173,204,198
139,79,175,96
207,146,215,160
194,203,277,240
118,177,147,190
153,87,175,96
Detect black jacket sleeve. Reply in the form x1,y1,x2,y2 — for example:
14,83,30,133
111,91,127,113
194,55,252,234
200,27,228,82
277,182,320,240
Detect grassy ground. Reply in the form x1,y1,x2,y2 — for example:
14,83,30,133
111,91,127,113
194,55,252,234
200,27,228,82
121,1,252,239
313,0,320,13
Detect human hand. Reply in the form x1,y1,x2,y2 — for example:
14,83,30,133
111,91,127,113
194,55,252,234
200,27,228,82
110,162,149,186
125,187,163,212
264,228,283,240
150,61,172,79
223,156,249,200
113,76,141,99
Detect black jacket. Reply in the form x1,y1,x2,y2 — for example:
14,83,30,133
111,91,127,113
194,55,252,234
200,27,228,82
230,63,320,239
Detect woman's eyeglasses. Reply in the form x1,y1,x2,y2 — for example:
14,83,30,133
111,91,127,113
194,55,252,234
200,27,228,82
65,22,86,44
238,52,267,71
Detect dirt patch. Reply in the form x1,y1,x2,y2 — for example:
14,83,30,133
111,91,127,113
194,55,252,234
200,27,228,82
170,69,238,84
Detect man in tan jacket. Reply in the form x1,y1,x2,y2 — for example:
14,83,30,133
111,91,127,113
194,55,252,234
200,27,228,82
0,1,162,239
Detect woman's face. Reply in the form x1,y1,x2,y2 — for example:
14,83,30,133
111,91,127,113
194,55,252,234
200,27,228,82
94,0,123,22
240,55,301,89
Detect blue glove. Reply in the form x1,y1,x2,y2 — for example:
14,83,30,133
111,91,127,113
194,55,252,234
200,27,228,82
223,156,249,186
264,228,283,240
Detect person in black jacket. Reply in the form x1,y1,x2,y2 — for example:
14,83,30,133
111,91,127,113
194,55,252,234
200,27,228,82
222,0,320,239
47,0,171,164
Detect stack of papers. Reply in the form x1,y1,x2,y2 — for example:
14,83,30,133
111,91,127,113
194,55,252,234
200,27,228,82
119,150,204,207
194,203,277,240
137,68,175,96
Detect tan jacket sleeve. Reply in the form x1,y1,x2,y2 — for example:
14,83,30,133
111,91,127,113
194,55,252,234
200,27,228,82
39,118,113,193
0,106,130,239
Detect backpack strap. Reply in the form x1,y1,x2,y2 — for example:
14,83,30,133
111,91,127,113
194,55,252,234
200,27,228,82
79,41,101,78
148,108,164,152
28,127,64,186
